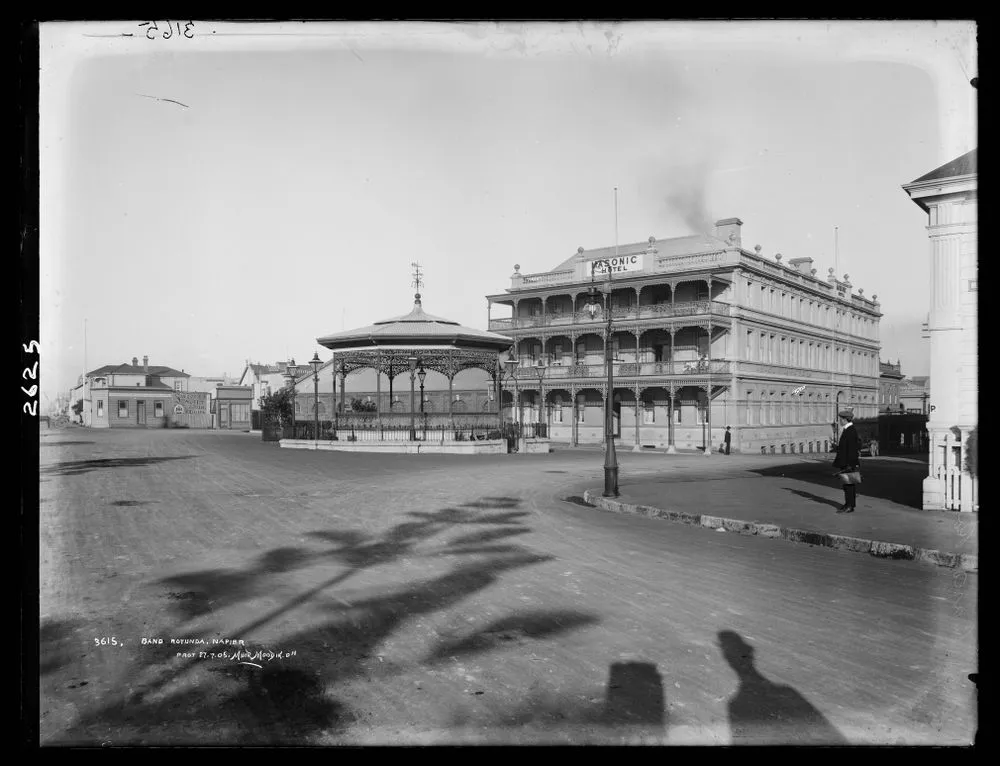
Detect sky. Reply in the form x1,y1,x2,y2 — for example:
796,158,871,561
38,20,977,408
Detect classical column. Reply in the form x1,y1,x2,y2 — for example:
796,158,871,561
668,328,676,375
666,383,677,454
632,383,642,452
704,383,713,457
571,385,579,447
705,321,713,458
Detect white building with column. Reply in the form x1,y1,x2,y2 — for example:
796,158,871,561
902,149,978,511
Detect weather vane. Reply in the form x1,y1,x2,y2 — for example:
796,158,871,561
411,261,424,293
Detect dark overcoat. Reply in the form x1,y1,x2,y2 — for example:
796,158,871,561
834,424,861,471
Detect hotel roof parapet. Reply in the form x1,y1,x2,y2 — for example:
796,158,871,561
498,243,879,313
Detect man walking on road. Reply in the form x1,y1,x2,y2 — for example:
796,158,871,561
833,410,861,513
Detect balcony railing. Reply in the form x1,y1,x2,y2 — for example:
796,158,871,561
509,360,731,381
490,300,731,331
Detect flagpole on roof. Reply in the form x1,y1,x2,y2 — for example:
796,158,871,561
614,187,619,259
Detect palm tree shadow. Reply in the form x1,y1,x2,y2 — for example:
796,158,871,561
718,630,847,745
786,488,843,510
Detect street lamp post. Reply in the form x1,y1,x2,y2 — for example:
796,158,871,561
310,352,321,444
534,357,547,437
504,351,519,423
408,355,419,441
418,364,427,434
586,264,619,498
286,357,298,438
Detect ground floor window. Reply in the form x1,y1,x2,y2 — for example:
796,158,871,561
97,400,104,417
643,403,655,424
154,401,164,417
118,400,128,417
230,403,250,422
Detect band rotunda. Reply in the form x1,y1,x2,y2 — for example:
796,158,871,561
486,217,882,454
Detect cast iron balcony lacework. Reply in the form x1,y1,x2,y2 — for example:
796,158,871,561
487,299,732,331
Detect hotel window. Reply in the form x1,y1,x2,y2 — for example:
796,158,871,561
97,400,104,418
118,400,128,417
745,392,753,425
577,400,586,423
643,402,655,424
154,401,163,417
745,331,753,360
174,380,183,391
553,344,563,364
553,397,564,423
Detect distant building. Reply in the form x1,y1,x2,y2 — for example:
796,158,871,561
485,217,882,454
238,362,294,410
903,149,977,511
878,360,905,413
899,376,931,416
187,374,238,393
211,385,254,430
78,356,210,428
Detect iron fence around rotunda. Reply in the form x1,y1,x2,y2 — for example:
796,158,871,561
290,417,546,445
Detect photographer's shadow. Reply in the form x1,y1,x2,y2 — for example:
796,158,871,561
719,630,847,745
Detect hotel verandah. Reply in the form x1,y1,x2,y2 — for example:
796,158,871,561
486,218,882,454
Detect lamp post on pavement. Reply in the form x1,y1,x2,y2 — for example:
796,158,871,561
585,262,619,498
310,352,321,444
534,356,547,437
418,364,427,434
285,358,298,438
408,355,419,441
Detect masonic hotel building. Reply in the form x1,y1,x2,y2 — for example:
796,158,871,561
486,218,882,454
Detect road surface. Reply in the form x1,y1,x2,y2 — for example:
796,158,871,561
37,429,977,745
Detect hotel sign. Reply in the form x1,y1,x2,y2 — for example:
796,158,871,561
589,255,641,276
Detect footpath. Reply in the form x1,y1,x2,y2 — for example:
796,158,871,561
580,454,977,572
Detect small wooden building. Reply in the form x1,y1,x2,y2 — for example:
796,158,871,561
212,385,253,430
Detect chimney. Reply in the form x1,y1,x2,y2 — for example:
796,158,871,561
143,355,149,372
132,357,138,367
788,256,814,274
714,218,743,247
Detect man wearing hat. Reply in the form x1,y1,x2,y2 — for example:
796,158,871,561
833,409,861,512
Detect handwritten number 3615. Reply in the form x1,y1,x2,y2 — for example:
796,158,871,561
140,21,194,40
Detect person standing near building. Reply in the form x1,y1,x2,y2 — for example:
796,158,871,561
724,426,732,455
833,410,861,513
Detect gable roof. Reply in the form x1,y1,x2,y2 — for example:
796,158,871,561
87,363,189,378
911,150,977,183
